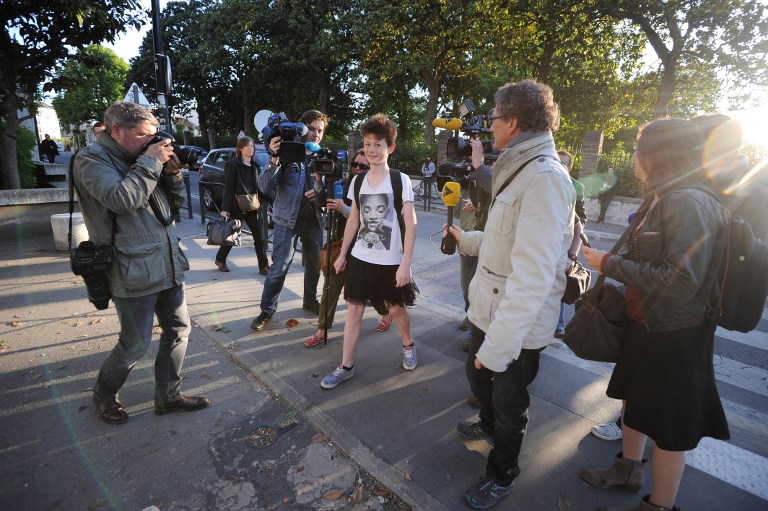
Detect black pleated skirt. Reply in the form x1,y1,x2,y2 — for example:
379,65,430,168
343,255,418,308
607,319,730,451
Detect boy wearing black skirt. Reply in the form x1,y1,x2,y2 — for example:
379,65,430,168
320,114,418,389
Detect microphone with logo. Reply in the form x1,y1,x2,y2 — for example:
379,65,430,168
440,181,462,254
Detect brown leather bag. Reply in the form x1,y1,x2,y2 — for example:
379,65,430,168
319,240,343,276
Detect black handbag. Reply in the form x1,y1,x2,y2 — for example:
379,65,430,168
562,260,591,305
207,218,242,247
562,203,648,362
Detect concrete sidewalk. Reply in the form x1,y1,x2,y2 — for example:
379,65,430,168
1,210,762,511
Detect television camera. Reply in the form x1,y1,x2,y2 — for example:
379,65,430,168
253,110,308,163
432,98,495,159
307,145,343,180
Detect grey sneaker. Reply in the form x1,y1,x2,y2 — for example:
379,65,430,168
402,344,417,370
321,365,354,389
591,421,623,441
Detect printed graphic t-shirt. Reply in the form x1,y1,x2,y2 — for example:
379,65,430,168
348,171,414,266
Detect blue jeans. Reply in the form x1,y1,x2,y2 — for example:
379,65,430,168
260,218,322,314
93,284,191,404
557,302,565,331
466,324,544,486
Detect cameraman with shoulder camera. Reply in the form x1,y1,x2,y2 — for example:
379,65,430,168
74,101,209,425
445,80,575,509
251,110,327,331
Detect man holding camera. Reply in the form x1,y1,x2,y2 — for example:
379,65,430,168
74,101,210,425
251,110,327,331
446,80,575,509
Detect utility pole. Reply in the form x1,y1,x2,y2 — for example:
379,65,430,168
151,0,172,133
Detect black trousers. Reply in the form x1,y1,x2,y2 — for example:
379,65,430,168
466,324,544,486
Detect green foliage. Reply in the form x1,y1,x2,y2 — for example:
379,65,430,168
52,45,129,128
16,126,38,189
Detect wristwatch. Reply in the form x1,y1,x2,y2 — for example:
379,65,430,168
567,252,578,262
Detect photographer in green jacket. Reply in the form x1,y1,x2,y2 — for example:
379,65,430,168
74,101,210,425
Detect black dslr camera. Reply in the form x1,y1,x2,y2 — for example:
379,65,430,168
70,241,114,310
145,130,205,165
308,148,343,180
261,112,308,163
445,99,496,159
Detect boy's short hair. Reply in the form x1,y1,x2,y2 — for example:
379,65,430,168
300,109,328,128
360,114,397,146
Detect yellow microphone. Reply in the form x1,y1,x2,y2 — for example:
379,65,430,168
441,181,462,254
432,118,463,130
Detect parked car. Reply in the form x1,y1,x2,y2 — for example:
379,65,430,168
55,141,65,152
198,146,270,211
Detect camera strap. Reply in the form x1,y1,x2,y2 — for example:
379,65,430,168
68,149,117,252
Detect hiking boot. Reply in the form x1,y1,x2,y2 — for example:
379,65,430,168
402,344,417,370
457,420,494,446
464,475,515,510
250,311,273,331
592,421,623,441
458,316,470,331
581,452,647,493
321,365,354,389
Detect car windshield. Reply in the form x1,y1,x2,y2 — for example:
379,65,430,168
254,152,269,170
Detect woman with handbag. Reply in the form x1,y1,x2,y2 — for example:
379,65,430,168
304,149,391,347
215,136,269,274
580,119,730,511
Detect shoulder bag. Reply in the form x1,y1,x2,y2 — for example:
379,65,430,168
235,165,260,212
562,202,648,362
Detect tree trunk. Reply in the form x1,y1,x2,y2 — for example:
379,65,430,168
423,76,440,145
1,90,22,189
653,61,676,120
536,36,555,83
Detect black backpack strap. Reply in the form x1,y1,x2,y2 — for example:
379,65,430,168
352,169,367,210
389,169,405,247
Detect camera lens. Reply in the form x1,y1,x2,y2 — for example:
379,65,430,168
82,273,111,310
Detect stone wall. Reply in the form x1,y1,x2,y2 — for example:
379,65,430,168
0,189,77,242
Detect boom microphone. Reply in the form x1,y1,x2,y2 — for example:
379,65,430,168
440,182,462,255
305,142,321,153
432,118,463,130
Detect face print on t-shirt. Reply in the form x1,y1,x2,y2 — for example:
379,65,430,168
357,193,392,250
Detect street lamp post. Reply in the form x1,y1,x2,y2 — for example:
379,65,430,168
151,0,172,133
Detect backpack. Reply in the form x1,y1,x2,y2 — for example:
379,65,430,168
353,169,406,247
717,206,768,332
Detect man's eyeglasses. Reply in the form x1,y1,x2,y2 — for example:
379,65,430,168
350,162,370,170
487,114,506,123
125,127,156,140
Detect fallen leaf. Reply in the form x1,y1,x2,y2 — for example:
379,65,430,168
152,326,162,334
90,318,105,325
311,433,330,443
285,318,299,328
351,484,363,502
296,466,304,472
282,498,290,505
558,495,571,510
405,472,412,481
201,372,211,379
10,321,23,327
322,489,343,501
34,248,47,254
372,485,392,496
0,340,9,351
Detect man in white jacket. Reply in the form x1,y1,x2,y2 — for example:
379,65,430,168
446,80,575,509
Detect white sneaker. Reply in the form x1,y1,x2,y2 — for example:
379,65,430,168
402,344,417,370
591,421,623,441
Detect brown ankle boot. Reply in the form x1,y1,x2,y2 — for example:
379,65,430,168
597,494,681,511
581,452,647,493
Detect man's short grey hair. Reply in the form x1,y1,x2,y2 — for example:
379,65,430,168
494,79,560,133
104,102,158,132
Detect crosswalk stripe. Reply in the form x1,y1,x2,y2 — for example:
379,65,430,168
687,437,768,501
716,327,767,350
713,355,768,397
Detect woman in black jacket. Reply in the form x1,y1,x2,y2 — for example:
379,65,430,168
215,136,269,273
580,119,729,511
